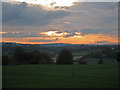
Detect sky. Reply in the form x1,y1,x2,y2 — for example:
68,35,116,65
1,0,119,44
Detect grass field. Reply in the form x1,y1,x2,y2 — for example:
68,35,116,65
2,62,118,88
72,51,87,56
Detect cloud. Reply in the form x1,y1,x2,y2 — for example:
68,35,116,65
95,41,110,44
80,28,102,35
64,32,77,37
2,2,70,26
28,38,58,42
2,32,44,38
82,0,119,2
61,2,118,34
80,28,117,35
2,2,118,45
40,30,81,37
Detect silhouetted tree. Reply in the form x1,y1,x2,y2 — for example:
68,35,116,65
30,49,42,64
41,52,54,64
117,52,120,62
2,55,10,65
12,46,27,64
56,48,73,64
28,49,53,64
88,48,103,58
98,58,103,64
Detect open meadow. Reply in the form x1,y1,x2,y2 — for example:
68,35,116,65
2,60,118,88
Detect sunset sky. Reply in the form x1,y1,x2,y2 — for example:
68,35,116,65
1,0,119,44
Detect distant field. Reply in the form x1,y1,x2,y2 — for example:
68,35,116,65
3,62,118,88
85,58,118,64
72,52,87,56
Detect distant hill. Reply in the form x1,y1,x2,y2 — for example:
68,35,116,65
2,42,118,59
39,43,73,46
2,42,74,46
1,42,118,47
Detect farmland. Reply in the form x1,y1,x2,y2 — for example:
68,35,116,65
2,61,118,88
2,43,119,88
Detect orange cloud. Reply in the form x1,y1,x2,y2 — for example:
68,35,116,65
2,32,118,44
0,32,7,34
58,34,118,44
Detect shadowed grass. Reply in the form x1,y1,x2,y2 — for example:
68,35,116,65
2,63,118,88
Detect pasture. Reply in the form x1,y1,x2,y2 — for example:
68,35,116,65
72,51,87,56
2,60,118,88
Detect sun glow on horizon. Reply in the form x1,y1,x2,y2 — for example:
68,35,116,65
42,31,58,36
0,32,8,34
41,31,68,37
2,31,118,45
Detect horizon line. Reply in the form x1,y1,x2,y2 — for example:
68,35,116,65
0,42,118,45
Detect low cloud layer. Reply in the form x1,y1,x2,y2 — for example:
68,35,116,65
2,32,42,38
95,41,110,44
28,38,58,42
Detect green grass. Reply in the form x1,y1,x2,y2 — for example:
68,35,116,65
85,58,118,64
2,63,118,88
72,52,87,56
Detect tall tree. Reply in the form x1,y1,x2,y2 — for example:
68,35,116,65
2,55,10,65
117,52,120,62
56,48,73,64
41,52,53,64
30,49,41,64
12,46,26,64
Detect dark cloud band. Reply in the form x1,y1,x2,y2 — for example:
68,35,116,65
2,2,70,26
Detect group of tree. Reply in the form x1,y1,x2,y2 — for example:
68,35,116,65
87,47,117,59
2,46,54,65
2,47,74,65
3,46,119,66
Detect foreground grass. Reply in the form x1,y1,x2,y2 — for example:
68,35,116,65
3,64,118,88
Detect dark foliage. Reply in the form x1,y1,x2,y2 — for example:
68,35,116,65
2,43,118,59
117,52,120,62
10,47,53,65
88,48,102,58
98,58,103,64
78,58,87,64
12,46,27,64
2,55,10,65
56,48,73,64
41,52,54,64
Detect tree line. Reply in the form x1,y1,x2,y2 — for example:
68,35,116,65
2,47,73,65
2,46,54,65
2,46,120,66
